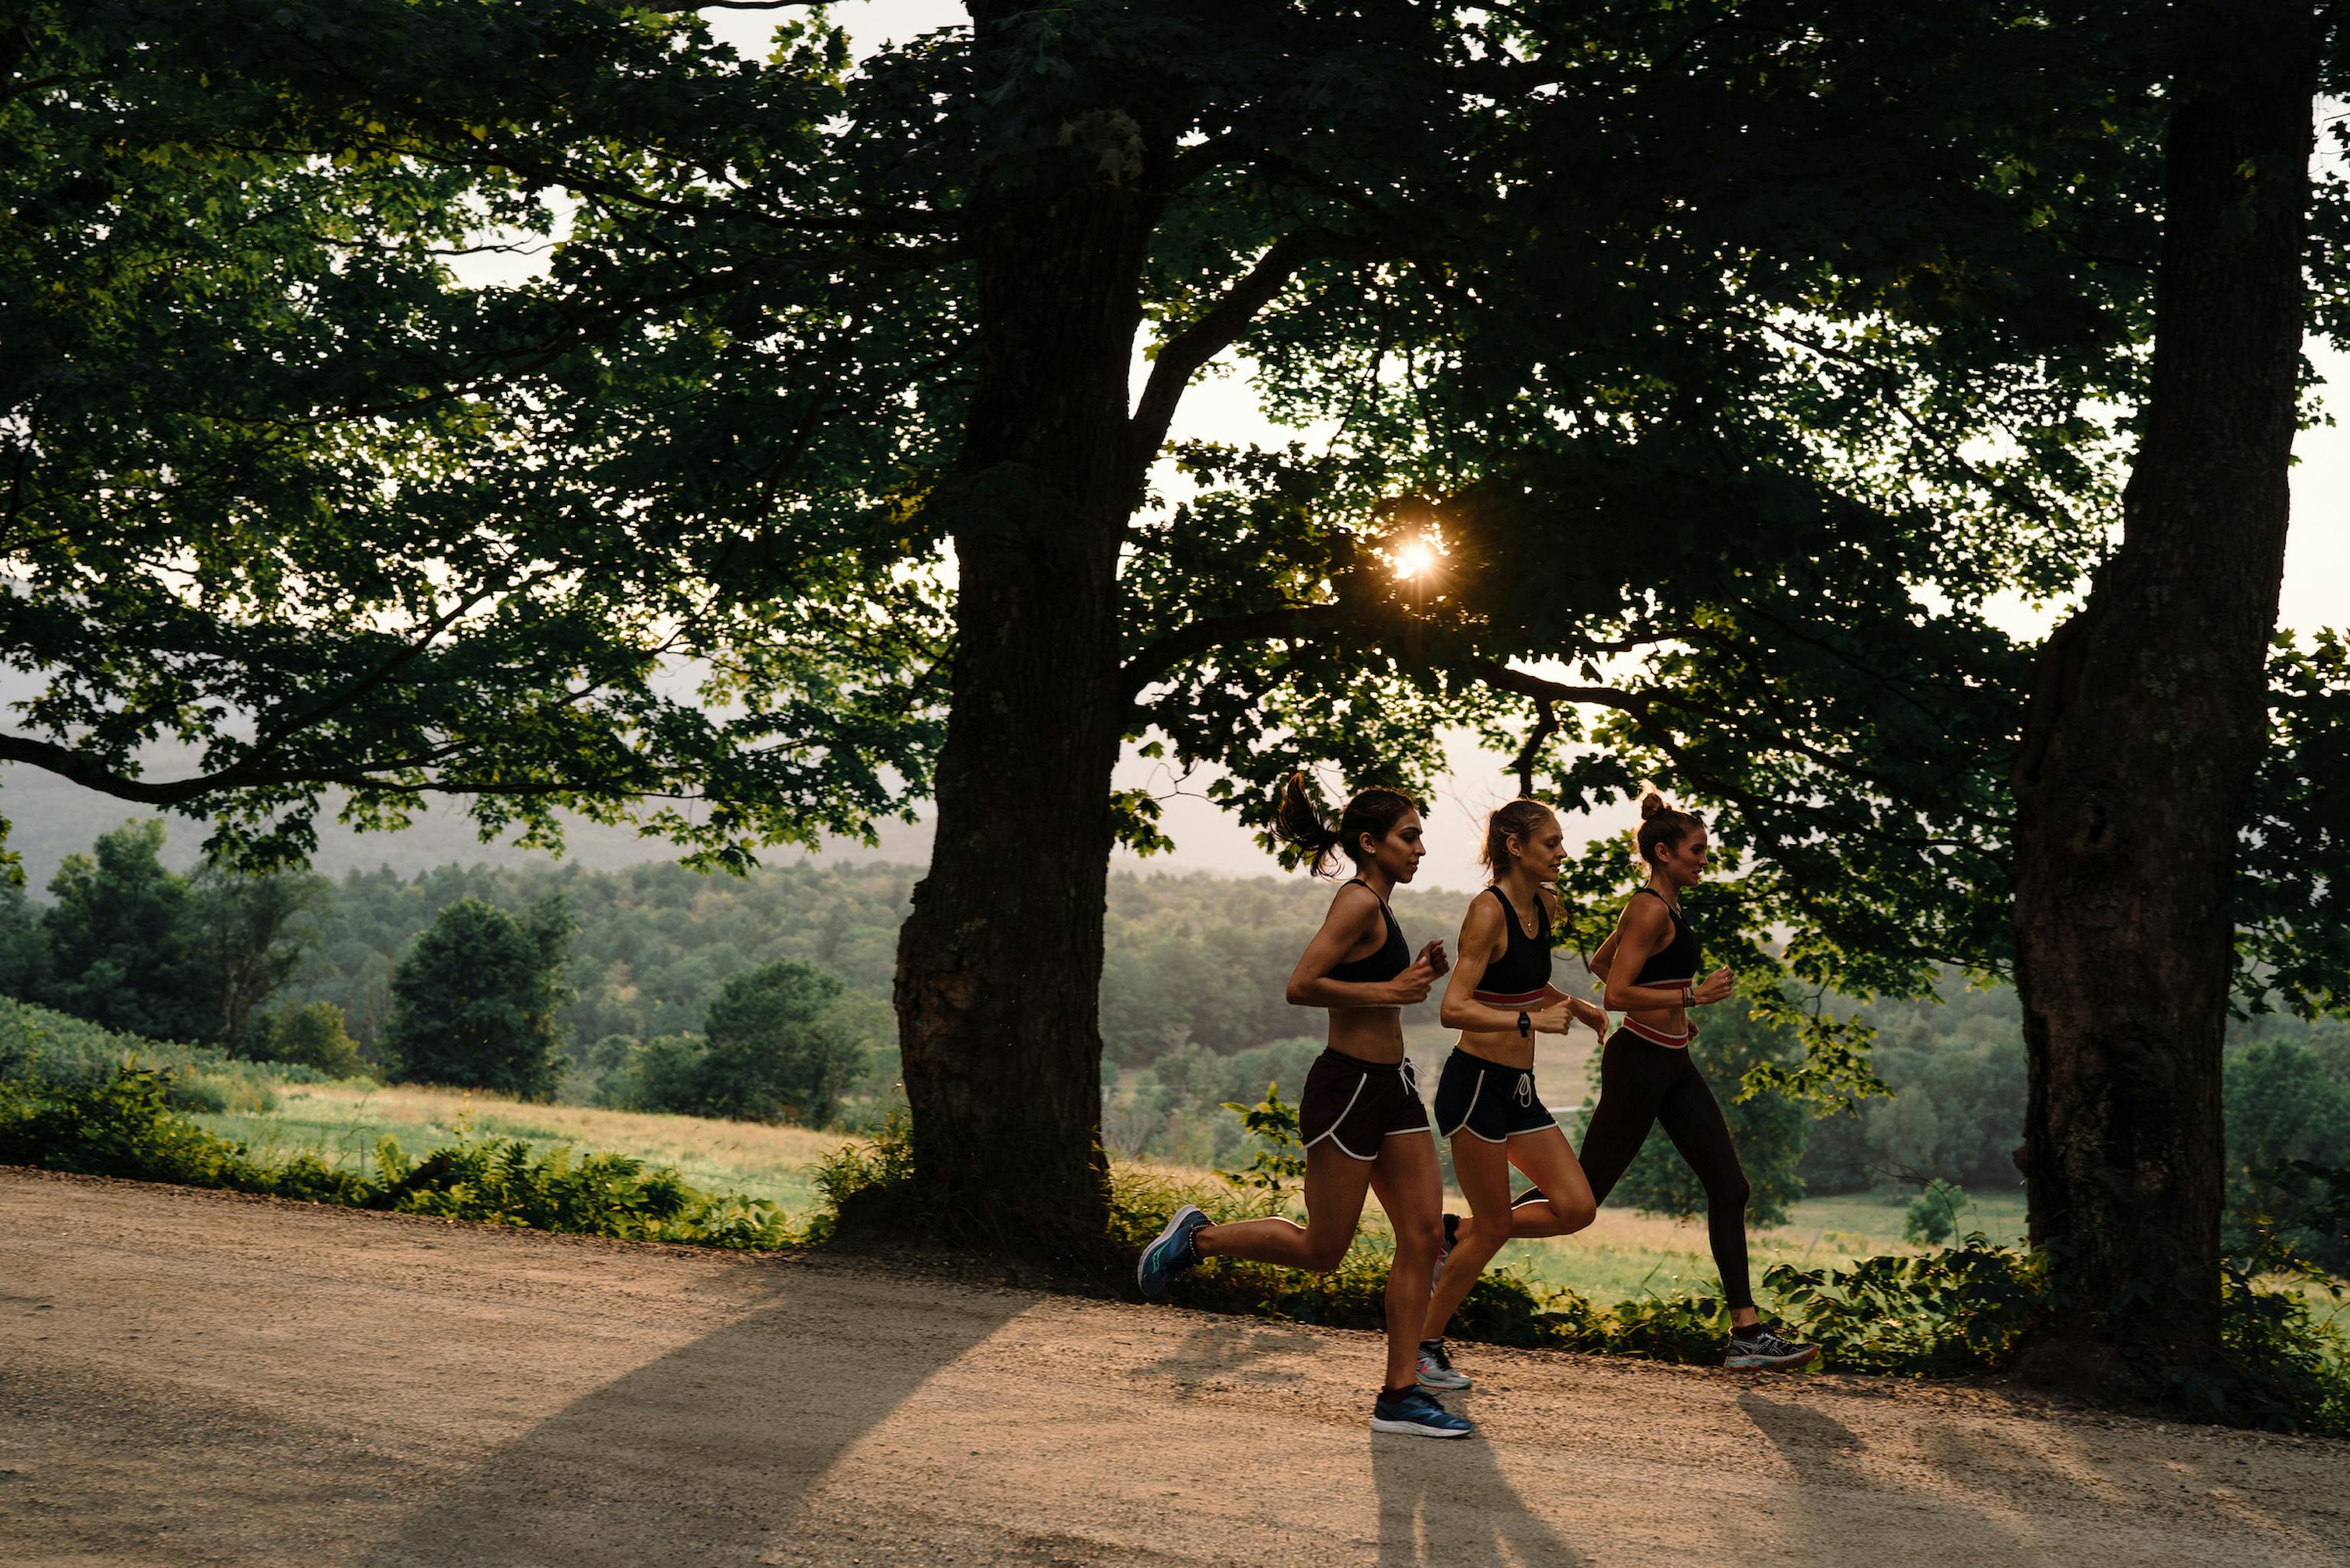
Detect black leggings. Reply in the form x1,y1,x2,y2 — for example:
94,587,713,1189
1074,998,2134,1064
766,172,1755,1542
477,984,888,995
1519,1028,1754,1309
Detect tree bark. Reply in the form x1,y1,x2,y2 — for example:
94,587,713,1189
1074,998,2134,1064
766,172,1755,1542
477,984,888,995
2010,2,2316,1376
890,7,1163,1255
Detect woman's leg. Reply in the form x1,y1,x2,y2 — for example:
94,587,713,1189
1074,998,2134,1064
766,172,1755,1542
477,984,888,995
1502,1124,1597,1239
1194,1140,1376,1272
1652,1053,1759,1324
1419,1130,1518,1342
1573,1032,1677,1209
1367,1130,1447,1394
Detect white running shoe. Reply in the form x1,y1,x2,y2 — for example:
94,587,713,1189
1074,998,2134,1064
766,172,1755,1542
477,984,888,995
1416,1339,1472,1391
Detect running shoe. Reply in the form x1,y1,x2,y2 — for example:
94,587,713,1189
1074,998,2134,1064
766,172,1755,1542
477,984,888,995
1416,1338,1471,1391
1724,1321,1820,1370
1372,1386,1476,1439
1137,1204,1209,1300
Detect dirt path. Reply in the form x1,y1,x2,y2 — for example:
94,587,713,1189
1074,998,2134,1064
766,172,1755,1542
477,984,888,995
2,1168,2344,1568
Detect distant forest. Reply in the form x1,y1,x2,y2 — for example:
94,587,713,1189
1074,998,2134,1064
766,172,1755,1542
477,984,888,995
9,821,2348,1251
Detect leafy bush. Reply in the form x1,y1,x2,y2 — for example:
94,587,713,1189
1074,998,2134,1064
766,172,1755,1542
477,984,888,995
249,1001,363,1078
0,1066,791,1250
1766,1238,2046,1376
1902,1179,1968,1245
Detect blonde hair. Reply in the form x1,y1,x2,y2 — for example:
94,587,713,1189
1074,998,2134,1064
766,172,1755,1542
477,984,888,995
1481,798,1563,926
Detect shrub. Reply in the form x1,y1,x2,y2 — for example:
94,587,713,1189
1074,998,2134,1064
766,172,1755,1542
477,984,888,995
1765,1237,2046,1376
1902,1179,1968,1245
249,1001,364,1078
0,1066,790,1250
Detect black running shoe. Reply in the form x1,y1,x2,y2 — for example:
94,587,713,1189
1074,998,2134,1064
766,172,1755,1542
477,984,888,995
1372,1386,1475,1438
1726,1321,1820,1370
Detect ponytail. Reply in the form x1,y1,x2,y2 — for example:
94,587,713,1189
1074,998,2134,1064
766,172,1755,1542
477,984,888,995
1636,785,1704,867
1274,772,1419,878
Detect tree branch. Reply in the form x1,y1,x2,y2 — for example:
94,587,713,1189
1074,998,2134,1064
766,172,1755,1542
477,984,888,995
1127,229,1388,481
1121,603,1348,704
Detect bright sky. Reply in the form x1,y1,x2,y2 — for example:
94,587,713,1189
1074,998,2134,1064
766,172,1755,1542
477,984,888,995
721,4,2350,890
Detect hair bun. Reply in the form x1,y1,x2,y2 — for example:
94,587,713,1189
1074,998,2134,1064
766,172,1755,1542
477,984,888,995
1639,788,1669,820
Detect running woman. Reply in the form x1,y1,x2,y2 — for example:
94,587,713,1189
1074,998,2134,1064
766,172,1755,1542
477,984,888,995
1515,790,1818,1370
1137,774,1473,1438
1412,799,1611,1393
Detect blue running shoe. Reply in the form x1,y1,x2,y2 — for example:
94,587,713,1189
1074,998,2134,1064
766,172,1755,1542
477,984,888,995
1371,1386,1476,1439
1137,1204,1209,1300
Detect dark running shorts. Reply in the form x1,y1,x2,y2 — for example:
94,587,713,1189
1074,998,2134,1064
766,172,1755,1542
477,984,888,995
1300,1049,1431,1160
1433,1048,1558,1143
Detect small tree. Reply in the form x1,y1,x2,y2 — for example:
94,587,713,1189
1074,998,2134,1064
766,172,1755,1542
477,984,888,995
1903,1180,1969,1247
380,896,572,1099
252,1000,363,1078
696,961,867,1127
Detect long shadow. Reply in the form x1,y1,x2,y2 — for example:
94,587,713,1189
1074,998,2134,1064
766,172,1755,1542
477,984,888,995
1371,1398,1590,1568
1736,1390,2040,1568
365,1266,1037,1568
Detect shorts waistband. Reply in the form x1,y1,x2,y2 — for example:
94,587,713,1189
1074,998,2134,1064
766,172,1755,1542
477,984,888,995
1617,1017,1692,1048
1316,1046,1413,1073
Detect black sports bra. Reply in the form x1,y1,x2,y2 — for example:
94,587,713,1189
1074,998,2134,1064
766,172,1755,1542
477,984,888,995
1327,879,1410,985
1629,886,1701,984
1472,886,1552,1007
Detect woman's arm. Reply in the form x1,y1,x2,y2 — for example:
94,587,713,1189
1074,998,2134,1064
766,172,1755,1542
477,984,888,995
1284,884,1437,1009
1590,925,1622,983
1439,898,1573,1035
1541,984,1610,1037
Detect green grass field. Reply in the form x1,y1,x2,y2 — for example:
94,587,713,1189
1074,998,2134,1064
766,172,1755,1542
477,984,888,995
188,1082,850,1222
189,1078,2033,1306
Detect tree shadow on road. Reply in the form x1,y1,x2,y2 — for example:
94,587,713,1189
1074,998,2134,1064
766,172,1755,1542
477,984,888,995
1370,1404,1590,1568
1735,1390,2042,1568
363,1267,1037,1568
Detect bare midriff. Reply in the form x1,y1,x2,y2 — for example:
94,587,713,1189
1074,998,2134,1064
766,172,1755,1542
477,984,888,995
1326,1006,1408,1065
1619,993,1694,1046
1453,1024,1535,1072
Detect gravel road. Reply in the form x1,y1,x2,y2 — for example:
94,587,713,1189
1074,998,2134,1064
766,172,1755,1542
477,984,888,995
2,1166,2345,1567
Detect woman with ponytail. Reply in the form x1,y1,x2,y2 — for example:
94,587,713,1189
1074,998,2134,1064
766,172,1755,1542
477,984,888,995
1516,789,1818,1370
1408,799,1610,1393
1137,773,1473,1438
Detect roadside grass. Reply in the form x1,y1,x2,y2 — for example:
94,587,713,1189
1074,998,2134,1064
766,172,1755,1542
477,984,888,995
186,1082,845,1223
179,1077,2049,1298
185,1080,2023,1298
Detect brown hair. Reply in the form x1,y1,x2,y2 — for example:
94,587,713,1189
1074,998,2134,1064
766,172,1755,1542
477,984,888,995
1480,798,1563,925
1275,772,1418,879
1636,786,1704,867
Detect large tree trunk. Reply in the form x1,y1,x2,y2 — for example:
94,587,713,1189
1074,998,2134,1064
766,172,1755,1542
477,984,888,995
890,8,1161,1256
2010,2,2316,1377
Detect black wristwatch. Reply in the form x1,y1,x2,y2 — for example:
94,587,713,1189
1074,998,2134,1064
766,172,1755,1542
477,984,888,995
1517,1010,1531,1039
